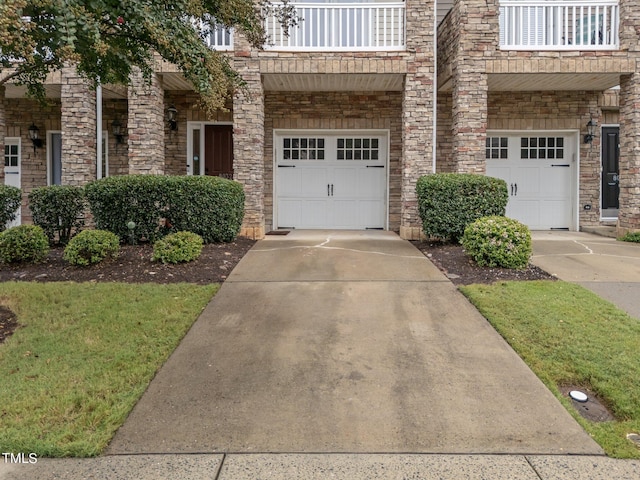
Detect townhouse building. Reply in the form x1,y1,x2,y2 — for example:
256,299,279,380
1,0,638,239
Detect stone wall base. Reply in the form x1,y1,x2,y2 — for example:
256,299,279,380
399,226,425,241
239,226,266,240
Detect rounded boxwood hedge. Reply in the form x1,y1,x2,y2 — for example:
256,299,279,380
28,185,86,245
85,175,245,244
0,225,50,264
152,231,204,264
63,229,120,266
461,215,532,269
416,173,508,242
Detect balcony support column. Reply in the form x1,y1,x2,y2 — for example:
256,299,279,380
127,69,165,175
452,71,488,174
400,0,435,240
60,65,97,185
233,37,265,240
618,73,640,234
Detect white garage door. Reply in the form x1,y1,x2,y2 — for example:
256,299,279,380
275,131,387,230
486,133,576,230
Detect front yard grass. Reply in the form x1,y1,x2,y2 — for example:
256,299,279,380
461,280,640,458
0,281,217,457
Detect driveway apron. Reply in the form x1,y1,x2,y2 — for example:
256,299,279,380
107,231,601,455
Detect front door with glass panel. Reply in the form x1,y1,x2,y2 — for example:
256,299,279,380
188,123,234,178
275,131,387,229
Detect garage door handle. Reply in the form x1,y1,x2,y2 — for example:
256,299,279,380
278,165,296,168
327,184,330,196
514,183,517,196
551,164,570,167
366,165,384,168
511,183,518,196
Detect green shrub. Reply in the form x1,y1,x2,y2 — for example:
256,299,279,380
461,216,532,269
0,185,22,232
0,225,49,264
85,175,245,244
619,231,640,243
416,173,509,242
29,185,86,245
152,231,204,264
63,230,120,266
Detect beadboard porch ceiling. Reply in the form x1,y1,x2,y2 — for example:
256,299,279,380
439,72,622,92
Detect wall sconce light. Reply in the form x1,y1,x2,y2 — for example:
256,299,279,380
28,123,43,153
111,118,124,144
167,105,178,131
584,117,597,144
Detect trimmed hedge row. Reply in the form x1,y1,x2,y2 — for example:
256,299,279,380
416,173,509,242
29,185,86,245
85,175,245,243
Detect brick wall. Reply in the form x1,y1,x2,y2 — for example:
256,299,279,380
264,91,403,232
3,98,61,223
619,74,640,232
102,99,129,176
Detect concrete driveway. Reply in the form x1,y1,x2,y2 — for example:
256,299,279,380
530,231,640,319
107,231,600,455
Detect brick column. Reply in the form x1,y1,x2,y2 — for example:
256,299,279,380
233,37,265,240
127,69,165,175
400,0,435,240
618,73,640,233
60,66,97,185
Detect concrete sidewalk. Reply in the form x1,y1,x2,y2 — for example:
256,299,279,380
530,231,640,319
3,230,639,479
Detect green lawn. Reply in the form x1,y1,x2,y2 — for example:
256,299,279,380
0,281,217,457
461,280,640,458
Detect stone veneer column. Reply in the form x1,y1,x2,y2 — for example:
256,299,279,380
127,69,165,175
60,66,97,185
233,37,265,240
618,73,640,233
450,0,498,174
400,0,435,240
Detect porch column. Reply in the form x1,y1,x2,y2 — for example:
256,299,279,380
618,73,640,233
400,0,435,240
60,65,97,185
233,39,265,240
127,69,165,175
451,72,488,174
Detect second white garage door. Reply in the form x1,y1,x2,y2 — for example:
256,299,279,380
274,131,388,230
486,133,577,230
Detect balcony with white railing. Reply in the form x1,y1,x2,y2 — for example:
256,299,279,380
194,18,234,51
499,1,619,50
264,2,406,51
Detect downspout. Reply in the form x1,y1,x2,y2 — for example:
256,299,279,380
432,0,438,174
96,84,103,179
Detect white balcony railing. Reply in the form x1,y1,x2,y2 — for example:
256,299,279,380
265,2,406,51
194,18,234,50
500,1,619,50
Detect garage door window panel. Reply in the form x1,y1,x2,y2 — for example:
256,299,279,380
521,137,564,160
283,137,325,160
486,137,508,159
337,137,380,161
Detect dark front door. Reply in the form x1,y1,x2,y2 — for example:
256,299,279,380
601,126,619,213
204,125,234,179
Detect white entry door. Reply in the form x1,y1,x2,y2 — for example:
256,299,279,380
4,138,21,226
486,133,576,230
275,132,387,229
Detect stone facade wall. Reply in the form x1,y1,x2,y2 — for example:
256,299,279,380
264,91,403,232
233,36,265,239
436,92,454,172
619,74,640,232
60,66,96,185
127,70,165,175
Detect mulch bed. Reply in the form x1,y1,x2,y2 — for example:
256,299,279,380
0,236,554,344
